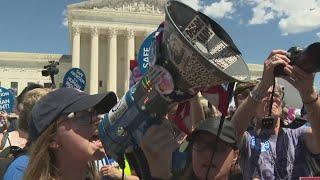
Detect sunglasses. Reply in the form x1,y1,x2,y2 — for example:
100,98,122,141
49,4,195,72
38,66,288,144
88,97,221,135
66,109,103,126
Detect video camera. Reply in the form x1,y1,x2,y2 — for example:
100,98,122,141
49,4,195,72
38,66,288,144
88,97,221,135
274,42,320,76
41,61,59,77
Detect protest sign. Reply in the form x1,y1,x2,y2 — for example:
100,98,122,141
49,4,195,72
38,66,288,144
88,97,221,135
0,87,14,113
137,32,155,76
63,68,86,91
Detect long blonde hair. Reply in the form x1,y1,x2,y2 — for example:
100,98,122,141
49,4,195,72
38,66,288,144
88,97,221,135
24,119,98,180
19,88,51,133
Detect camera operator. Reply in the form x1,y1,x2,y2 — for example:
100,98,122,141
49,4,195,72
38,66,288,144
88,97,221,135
232,50,320,179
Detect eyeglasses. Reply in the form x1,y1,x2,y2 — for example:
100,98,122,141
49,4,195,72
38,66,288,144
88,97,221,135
264,91,284,100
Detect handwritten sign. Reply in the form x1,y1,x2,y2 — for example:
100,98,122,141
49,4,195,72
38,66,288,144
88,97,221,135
0,87,14,113
138,32,155,75
63,68,86,91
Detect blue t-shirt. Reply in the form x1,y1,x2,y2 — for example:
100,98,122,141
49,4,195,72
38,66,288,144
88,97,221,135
3,154,29,180
240,126,312,180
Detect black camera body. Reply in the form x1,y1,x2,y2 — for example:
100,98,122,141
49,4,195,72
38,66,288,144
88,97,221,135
274,42,320,76
273,47,303,76
42,61,59,77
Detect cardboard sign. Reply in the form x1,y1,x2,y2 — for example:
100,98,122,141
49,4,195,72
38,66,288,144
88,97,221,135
137,32,155,76
0,87,15,113
63,68,86,91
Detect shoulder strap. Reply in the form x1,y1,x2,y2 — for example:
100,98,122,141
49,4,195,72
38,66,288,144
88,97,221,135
0,132,9,150
0,147,27,179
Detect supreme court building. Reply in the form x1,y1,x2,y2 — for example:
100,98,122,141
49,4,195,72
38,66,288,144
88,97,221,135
0,0,263,97
67,0,165,96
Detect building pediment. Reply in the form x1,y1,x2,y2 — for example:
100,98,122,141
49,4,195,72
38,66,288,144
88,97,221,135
68,0,165,15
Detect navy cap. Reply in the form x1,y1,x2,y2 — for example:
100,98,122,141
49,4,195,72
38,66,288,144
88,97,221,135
29,88,117,141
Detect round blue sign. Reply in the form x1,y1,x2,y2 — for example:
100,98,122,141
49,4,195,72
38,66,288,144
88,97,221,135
137,32,155,75
63,68,86,91
0,87,15,113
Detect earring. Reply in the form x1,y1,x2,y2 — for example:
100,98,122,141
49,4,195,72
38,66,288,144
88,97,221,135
49,141,60,149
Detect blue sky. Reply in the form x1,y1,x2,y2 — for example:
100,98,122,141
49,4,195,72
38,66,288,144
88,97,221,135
0,0,319,84
0,0,78,54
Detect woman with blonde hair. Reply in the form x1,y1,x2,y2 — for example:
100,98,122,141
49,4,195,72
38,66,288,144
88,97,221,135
3,88,51,180
24,88,117,180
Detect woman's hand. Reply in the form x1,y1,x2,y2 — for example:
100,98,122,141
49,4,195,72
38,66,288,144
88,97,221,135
259,50,291,91
100,165,123,180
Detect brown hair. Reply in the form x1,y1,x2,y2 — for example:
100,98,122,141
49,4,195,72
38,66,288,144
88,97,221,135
18,88,51,133
24,119,98,180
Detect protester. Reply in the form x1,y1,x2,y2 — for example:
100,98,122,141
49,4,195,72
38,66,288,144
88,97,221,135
184,118,238,180
232,50,320,179
0,83,43,152
2,88,51,180
23,88,117,180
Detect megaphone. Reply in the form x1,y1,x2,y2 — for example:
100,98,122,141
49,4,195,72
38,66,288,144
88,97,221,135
98,0,250,173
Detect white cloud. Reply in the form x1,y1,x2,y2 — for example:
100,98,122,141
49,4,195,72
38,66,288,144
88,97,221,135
179,0,201,11
203,0,235,19
61,9,68,27
317,32,320,38
248,1,276,25
244,0,320,35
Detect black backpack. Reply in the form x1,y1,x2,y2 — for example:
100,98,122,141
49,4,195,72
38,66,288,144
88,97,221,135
0,132,27,179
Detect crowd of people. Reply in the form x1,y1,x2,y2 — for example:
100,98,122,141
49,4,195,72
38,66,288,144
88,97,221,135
0,49,319,180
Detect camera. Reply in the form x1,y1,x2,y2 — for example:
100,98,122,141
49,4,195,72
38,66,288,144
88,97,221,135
274,42,320,76
42,61,59,77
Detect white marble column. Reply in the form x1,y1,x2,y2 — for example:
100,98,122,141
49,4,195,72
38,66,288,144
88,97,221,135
125,29,135,91
72,26,80,68
89,27,99,94
106,28,117,93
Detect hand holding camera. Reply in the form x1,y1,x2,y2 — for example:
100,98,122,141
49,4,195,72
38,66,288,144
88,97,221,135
274,42,320,76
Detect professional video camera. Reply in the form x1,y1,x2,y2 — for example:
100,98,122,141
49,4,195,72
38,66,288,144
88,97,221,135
42,61,59,77
42,61,59,88
98,0,250,178
274,42,320,76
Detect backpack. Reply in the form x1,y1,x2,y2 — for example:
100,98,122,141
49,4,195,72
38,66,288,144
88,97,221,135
0,132,27,179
